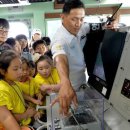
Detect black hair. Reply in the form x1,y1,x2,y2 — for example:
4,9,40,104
16,34,29,52
35,55,53,70
29,60,35,68
15,34,27,41
41,37,51,46
6,37,16,47
0,18,9,29
21,57,35,69
21,57,30,67
62,0,85,14
32,39,46,50
0,50,19,79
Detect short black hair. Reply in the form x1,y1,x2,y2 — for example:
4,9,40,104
41,37,51,46
35,55,53,68
0,18,9,29
16,34,27,41
32,39,46,50
6,37,16,47
63,0,85,14
29,60,35,68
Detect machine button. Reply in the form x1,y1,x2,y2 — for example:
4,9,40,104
54,118,60,123
55,125,61,129
48,124,52,130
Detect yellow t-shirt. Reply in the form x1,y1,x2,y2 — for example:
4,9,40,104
17,78,40,107
0,80,31,126
17,77,39,97
35,68,60,87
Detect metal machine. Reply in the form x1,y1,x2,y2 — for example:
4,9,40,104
85,26,130,122
34,27,130,130
109,27,130,120
46,91,104,130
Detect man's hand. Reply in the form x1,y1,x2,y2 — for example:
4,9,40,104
104,20,118,30
51,80,78,116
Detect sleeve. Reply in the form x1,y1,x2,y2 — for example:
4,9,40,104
53,68,60,84
51,40,67,59
0,91,13,110
34,75,46,87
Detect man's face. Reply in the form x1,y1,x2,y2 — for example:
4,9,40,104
62,8,85,36
0,28,9,44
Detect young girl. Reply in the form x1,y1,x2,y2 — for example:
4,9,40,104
29,60,36,77
19,57,43,107
35,55,61,93
0,50,38,129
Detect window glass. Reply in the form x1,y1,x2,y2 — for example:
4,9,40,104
8,21,29,38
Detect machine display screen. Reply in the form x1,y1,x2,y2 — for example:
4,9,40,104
93,42,106,81
86,30,127,99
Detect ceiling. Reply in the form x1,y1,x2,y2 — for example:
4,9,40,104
0,0,19,4
0,0,53,4
29,0,52,3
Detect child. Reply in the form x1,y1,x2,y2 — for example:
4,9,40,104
29,60,36,77
0,50,39,129
15,34,33,62
41,36,52,59
32,40,47,62
35,55,61,93
6,37,22,56
29,29,42,55
19,57,43,107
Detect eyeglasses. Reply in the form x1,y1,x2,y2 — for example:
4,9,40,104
0,29,9,35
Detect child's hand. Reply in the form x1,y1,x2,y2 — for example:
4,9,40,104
34,111,41,120
25,107,36,118
37,92,43,101
33,99,43,105
40,85,51,92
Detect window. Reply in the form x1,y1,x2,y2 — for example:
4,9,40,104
45,19,61,40
119,14,130,26
8,21,29,38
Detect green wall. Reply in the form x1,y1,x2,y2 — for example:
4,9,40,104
0,2,62,36
0,0,129,36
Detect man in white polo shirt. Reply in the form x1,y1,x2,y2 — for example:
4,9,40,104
52,22,90,91
51,0,115,116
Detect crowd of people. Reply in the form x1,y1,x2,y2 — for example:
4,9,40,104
0,0,117,130
0,17,60,130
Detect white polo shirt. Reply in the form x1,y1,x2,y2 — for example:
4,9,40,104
51,23,90,90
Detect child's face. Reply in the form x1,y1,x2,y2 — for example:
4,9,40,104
35,44,46,55
14,41,22,55
19,39,28,50
21,62,30,79
5,57,22,81
37,60,51,78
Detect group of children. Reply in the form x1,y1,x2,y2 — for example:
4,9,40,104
0,40,60,130
0,49,61,130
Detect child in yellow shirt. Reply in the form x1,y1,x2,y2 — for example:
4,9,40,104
19,57,43,107
35,55,61,94
0,50,37,129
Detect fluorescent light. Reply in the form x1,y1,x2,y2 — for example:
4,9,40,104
0,0,31,8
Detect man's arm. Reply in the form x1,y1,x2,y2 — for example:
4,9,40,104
0,106,21,130
52,54,78,115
